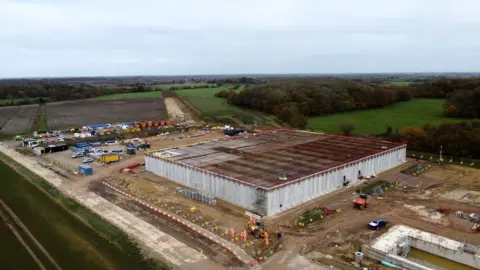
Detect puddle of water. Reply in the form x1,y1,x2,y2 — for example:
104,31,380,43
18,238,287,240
408,248,475,270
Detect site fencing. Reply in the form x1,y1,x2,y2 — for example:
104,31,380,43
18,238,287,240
406,150,479,169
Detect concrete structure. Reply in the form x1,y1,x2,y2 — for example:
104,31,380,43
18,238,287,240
145,129,407,215
365,225,480,269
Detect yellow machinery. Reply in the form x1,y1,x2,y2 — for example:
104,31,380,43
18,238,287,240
246,219,269,238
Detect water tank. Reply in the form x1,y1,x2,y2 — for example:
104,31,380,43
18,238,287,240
355,252,363,263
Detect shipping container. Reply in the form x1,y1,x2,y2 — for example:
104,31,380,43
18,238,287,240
100,154,120,164
79,165,93,176
75,142,90,148
45,144,69,153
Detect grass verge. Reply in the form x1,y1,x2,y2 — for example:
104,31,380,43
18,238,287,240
0,153,169,270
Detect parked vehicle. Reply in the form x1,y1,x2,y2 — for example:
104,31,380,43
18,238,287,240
368,219,388,230
82,157,94,163
72,152,85,158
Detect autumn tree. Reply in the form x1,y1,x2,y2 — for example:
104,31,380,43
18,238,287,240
339,122,356,136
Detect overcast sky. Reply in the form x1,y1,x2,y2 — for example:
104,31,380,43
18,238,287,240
1,0,480,78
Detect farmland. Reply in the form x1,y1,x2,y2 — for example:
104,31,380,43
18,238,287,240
176,87,276,125
307,99,464,134
0,217,40,269
94,91,163,100
0,98,30,104
0,105,38,135
386,81,412,86
0,155,168,270
152,83,214,90
46,99,167,129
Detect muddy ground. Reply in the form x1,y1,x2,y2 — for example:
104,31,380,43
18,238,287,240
0,105,38,134
46,99,167,129
16,125,480,269
88,181,246,269
260,161,480,270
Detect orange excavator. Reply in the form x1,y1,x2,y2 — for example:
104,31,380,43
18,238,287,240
353,194,368,209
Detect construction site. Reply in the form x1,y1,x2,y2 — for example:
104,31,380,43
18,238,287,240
4,119,480,269
145,129,407,215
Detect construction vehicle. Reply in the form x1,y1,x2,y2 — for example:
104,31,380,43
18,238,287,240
353,194,368,209
246,219,269,238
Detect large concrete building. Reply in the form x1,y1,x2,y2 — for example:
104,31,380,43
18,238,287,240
145,129,407,215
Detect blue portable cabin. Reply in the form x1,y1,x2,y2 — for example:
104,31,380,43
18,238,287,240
83,124,112,131
112,149,123,153
75,142,90,148
79,165,93,176
125,143,138,150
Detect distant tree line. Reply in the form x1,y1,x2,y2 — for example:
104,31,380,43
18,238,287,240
216,79,413,128
206,77,258,85
0,83,153,106
215,78,480,128
167,84,214,90
382,121,480,159
411,78,480,117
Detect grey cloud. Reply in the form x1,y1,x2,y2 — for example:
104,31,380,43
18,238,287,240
1,0,480,77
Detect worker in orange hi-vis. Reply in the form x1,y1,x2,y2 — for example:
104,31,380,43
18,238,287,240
231,228,235,239
265,235,269,246
243,230,248,241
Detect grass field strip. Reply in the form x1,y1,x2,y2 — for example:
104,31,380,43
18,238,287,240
0,199,61,270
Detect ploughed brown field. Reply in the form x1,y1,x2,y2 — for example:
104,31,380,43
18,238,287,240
0,105,39,134
46,99,167,129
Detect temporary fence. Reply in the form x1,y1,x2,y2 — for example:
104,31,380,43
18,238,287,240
41,155,78,175
101,181,258,267
407,150,479,169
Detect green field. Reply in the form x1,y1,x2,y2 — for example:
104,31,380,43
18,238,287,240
0,154,168,270
0,98,29,105
93,91,163,100
176,87,276,125
152,83,215,90
307,99,463,134
0,219,41,269
387,81,412,86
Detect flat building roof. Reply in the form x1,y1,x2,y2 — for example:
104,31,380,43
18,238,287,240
150,129,405,189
